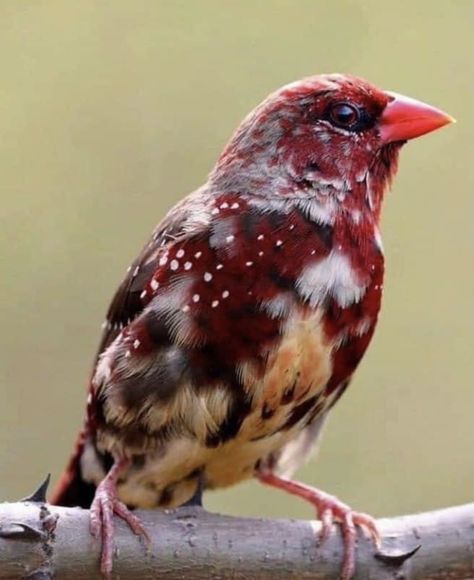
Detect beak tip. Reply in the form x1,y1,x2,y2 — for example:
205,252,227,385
434,112,456,132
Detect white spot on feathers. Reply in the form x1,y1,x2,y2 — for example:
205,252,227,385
374,227,384,253
204,272,213,282
261,294,293,318
297,251,367,308
149,278,203,347
209,216,237,251
170,259,179,271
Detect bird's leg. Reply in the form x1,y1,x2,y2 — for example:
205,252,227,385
90,457,150,577
256,469,380,580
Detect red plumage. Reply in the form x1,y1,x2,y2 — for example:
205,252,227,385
50,74,453,578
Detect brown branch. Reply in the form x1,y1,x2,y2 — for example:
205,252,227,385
0,498,473,579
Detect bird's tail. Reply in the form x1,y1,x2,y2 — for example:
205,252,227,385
49,427,97,508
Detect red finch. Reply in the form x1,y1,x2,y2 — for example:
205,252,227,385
51,74,453,579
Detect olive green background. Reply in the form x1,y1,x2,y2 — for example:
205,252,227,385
1,1,473,521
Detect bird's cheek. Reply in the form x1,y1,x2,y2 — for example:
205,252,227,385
278,132,319,177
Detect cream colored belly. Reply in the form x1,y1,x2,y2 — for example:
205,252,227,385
111,308,335,508
116,428,297,508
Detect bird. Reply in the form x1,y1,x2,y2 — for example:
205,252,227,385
50,73,453,579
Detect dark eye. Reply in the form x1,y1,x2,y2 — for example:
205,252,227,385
328,102,360,128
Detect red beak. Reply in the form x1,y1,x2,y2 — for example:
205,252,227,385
379,91,455,144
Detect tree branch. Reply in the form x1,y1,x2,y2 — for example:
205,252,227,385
0,496,473,579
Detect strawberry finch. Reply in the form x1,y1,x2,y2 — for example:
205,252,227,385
51,74,453,578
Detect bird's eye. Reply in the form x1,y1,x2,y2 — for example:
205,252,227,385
328,102,360,129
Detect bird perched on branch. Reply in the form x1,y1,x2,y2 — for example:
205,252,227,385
51,74,453,579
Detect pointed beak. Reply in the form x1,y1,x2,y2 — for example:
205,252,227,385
379,91,455,144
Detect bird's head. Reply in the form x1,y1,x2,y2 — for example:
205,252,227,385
211,74,453,222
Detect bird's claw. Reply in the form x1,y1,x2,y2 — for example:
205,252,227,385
257,471,381,580
309,490,380,580
90,472,150,577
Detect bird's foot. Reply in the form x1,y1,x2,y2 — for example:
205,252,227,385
257,470,380,580
90,458,150,578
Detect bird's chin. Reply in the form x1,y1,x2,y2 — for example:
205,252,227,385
373,141,403,172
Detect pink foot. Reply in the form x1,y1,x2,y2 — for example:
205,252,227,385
257,470,380,580
90,458,150,577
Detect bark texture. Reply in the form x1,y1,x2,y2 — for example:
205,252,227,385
0,498,473,579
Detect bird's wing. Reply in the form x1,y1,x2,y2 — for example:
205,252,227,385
94,189,211,358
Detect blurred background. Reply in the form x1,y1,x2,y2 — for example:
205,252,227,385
1,1,473,521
